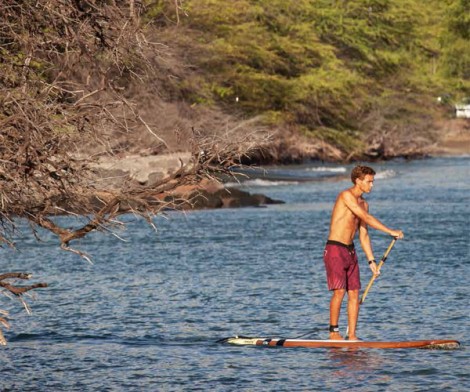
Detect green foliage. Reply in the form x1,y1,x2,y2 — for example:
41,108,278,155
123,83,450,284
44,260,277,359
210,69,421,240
145,0,469,154
446,0,470,39
309,0,425,75
308,126,364,153
438,0,470,94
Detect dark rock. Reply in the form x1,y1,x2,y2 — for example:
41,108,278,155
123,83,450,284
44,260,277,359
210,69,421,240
189,187,284,209
190,190,225,209
161,185,284,210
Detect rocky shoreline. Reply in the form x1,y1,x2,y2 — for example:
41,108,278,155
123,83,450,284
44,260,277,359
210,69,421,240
91,124,469,210
92,153,285,209
427,120,470,157
159,179,284,209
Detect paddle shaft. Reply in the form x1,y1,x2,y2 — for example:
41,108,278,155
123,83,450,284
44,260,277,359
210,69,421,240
360,237,397,305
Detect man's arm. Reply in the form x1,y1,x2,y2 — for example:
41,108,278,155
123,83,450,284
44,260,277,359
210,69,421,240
358,212,374,261
358,203,380,276
342,191,403,238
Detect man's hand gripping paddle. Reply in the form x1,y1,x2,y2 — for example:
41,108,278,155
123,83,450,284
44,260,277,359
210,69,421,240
360,237,397,305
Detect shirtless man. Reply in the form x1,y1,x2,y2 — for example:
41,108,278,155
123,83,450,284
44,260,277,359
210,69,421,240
323,165,404,341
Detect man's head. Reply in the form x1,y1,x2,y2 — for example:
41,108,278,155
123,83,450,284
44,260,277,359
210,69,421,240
351,165,376,193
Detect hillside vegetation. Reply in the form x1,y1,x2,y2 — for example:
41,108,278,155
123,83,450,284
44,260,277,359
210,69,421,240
144,0,469,160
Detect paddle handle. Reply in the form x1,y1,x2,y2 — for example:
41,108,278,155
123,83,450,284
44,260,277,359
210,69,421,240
360,237,397,305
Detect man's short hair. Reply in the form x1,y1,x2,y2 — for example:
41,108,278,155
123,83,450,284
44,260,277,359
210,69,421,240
351,165,376,184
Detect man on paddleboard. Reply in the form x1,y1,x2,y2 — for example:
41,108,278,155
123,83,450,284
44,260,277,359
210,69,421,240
324,165,404,340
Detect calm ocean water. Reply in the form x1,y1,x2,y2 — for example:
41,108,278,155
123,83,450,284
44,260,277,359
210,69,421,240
1,157,469,391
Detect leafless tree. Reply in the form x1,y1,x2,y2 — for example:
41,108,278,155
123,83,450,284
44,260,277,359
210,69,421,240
0,0,262,344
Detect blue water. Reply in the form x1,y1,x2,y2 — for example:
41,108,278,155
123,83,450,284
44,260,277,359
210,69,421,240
1,157,469,391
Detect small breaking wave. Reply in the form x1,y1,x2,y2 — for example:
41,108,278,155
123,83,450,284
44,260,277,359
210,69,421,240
375,169,397,179
305,166,347,173
226,179,299,187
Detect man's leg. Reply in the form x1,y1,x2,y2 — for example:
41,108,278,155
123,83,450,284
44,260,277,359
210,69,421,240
347,289,360,340
329,288,346,339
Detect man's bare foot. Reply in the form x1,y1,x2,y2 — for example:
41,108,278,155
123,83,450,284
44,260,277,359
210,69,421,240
329,332,345,340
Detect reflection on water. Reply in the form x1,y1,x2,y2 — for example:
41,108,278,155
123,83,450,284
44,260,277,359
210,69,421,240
324,348,396,390
328,349,385,378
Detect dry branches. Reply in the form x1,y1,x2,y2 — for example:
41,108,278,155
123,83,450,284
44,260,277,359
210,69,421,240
0,0,164,344
0,0,269,344
1,0,156,231
0,273,48,345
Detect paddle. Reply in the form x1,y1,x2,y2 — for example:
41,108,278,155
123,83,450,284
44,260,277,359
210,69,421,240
360,237,397,304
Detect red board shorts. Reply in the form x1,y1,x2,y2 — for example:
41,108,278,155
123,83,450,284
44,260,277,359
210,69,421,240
323,240,361,291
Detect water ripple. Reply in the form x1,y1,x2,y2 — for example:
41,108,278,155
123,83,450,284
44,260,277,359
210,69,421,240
0,157,469,391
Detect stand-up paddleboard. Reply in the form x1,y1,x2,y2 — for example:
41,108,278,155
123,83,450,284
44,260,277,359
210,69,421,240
221,336,460,350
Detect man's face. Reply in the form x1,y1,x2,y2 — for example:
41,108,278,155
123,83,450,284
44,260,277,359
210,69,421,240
358,174,375,193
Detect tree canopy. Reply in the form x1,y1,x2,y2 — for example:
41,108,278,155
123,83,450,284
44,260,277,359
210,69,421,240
147,0,469,156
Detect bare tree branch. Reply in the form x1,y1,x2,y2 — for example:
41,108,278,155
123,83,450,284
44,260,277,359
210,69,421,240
0,0,269,344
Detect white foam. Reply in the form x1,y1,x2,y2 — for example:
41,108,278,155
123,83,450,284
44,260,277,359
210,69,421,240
226,179,298,187
305,166,347,173
374,169,397,179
